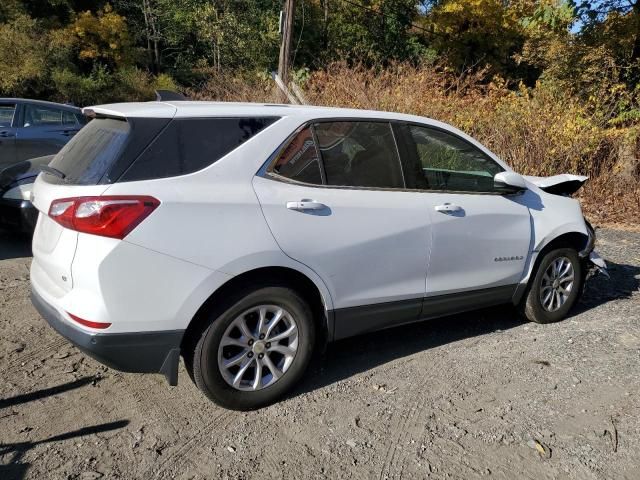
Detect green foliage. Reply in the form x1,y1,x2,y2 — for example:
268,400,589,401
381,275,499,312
321,0,428,65
0,0,24,23
51,65,114,105
0,15,47,95
51,65,176,105
68,4,135,68
424,0,531,75
0,0,639,129
292,67,311,86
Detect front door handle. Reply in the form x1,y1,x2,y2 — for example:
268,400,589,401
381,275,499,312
0,131,15,138
286,200,327,211
434,203,462,213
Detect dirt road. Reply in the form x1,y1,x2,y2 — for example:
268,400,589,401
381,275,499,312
1,228,639,480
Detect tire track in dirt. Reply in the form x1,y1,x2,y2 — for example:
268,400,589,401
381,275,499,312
113,371,232,479
151,411,235,479
118,370,230,478
5,336,67,370
376,358,434,480
376,352,470,480
253,419,320,480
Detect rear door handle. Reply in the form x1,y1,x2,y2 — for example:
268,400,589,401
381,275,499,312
434,203,462,213
286,200,327,211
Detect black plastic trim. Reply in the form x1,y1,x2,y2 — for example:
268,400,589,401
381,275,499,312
0,198,38,233
334,297,423,340
420,285,516,319
332,285,517,341
31,288,184,385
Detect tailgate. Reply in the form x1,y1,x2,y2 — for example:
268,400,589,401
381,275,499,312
31,174,107,295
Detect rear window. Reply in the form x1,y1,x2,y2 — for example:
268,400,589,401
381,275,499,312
47,116,278,185
49,118,131,184
121,117,278,181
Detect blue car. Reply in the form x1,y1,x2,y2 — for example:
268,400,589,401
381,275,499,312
0,99,87,233
0,98,86,169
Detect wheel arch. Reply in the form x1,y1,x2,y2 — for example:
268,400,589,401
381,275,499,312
536,230,590,256
514,229,590,305
181,266,334,358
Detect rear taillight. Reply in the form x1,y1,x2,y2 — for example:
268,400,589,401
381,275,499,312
48,196,160,239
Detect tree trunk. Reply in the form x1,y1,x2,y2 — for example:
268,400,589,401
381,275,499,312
141,0,153,69
630,1,640,83
631,1,640,60
322,0,329,51
278,0,296,91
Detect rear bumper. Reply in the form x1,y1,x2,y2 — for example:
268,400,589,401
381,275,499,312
0,198,38,233
31,288,184,385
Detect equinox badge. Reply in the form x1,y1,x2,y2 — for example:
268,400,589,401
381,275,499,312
494,256,524,262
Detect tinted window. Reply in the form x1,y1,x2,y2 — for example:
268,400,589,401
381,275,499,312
272,127,323,184
23,104,76,127
314,121,404,189
122,117,277,181
0,104,16,128
407,125,503,192
49,118,131,184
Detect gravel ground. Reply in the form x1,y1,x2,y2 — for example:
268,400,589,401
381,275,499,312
0,227,639,480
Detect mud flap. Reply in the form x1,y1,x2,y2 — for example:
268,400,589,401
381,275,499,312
160,348,181,386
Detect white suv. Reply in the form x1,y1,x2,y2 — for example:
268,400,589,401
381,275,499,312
30,102,606,410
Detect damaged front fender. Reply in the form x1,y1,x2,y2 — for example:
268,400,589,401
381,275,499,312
524,174,588,196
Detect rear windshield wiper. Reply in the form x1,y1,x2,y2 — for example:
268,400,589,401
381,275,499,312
40,165,66,180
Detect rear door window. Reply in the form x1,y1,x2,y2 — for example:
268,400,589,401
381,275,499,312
23,104,75,127
314,121,405,189
0,104,16,128
121,117,278,181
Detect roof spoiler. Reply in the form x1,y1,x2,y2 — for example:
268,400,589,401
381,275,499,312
155,90,187,101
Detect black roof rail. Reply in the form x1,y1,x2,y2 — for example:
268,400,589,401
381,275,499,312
155,90,187,101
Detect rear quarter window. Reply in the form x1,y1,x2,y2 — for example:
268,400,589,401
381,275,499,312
121,117,278,181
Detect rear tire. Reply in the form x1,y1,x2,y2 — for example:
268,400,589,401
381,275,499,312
521,248,583,324
192,285,315,410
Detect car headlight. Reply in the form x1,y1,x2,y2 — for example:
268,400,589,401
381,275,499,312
2,183,33,201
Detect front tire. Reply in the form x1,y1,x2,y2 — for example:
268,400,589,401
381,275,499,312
521,248,583,324
192,286,315,410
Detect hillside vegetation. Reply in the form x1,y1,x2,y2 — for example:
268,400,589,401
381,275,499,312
1,1,639,223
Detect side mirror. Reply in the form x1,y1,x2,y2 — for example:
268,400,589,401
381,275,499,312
494,171,527,193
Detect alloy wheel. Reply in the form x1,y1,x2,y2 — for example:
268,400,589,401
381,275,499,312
540,256,575,312
218,305,299,391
